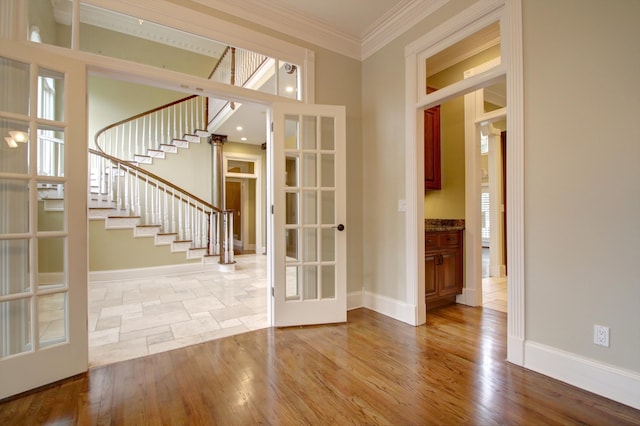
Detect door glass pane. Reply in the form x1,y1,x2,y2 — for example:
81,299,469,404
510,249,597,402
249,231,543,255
303,191,316,225
321,154,335,188
0,57,30,115
303,228,317,262
38,237,65,289
38,182,65,232
302,266,318,300
285,155,298,186
321,229,335,262
285,193,298,225
39,293,67,347
285,229,298,260
227,159,254,174
483,79,507,112
285,265,299,300
0,298,32,358
320,117,334,150
1,119,30,174
321,265,336,299
303,154,317,187
0,239,30,296
321,191,335,225
38,69,65,121
37,126,64,177
0,179,29,234
284,115,299,149
302,116,316,149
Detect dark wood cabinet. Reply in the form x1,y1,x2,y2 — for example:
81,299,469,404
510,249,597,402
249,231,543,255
425,229,463,310
424,106,441,190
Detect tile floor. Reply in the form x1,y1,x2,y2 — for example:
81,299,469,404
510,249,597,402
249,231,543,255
482,276,507,313
88,254,268,367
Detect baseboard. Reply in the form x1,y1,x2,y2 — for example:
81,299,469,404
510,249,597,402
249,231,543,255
525,341,640,410
457,286,481,307
89,262,217,282
362,291,416,325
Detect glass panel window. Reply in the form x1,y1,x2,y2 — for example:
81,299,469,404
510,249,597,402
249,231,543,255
321,265,336,299
321,229,335,262
227,159,254,174
303,191,317,225
0,298,32,358
321,191,335,225
37,237,65,289
302,154,317,187
28,0,72,48
285,193,298,225
38,293,67,347
284,116,299,150
285,155,298,187
0,119,30,174
37,126,65,177
302,266,318,300
303,228,317,262
320,117,334,150
0,179,29,234
38,68,64,121
0,57,30,116
286,229,298,261
302,116,316,149
0,239,30,297
38,182,65,232
321,155,335,188
425,22,501,93
279,61,299,99
285,265,299,300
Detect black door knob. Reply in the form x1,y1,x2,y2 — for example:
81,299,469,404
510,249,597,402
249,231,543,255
334,224,345,231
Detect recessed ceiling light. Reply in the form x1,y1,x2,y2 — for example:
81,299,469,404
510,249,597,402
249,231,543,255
285,86,294,93
241,137,247,141
236,126,243,131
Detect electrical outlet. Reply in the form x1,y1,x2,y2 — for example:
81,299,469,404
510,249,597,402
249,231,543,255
594,325,610,347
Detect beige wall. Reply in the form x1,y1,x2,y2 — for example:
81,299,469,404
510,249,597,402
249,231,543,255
361,0,477,299
523,0,640,372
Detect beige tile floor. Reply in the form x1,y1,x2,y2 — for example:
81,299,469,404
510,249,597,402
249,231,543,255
482,276,507,313
88,254,268,367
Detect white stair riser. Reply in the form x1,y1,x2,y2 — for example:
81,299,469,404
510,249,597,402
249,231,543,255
171,241,192,252
160,144,178,153
155,234,177,245
147,150,166,159
172,139,189,148
195,130,210,138
187,248,207,259
133,155,153,164
184,134,200,143
134,226,161,237
105,217,140,229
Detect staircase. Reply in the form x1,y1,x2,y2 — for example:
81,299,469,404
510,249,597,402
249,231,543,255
89,95,235,268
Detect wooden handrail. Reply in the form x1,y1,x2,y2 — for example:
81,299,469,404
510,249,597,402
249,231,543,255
208,46,231,80
89,148,223,214
93,94,200,154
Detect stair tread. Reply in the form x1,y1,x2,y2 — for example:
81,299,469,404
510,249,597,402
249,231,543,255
188,246,208,250
137,224,161,228
173,240,193,243
108,215,141,219
157,232,178,236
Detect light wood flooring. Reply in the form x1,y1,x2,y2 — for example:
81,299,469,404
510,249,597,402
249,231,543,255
2,306,639,424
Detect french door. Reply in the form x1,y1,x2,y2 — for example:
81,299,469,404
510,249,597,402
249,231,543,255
270,103,346,327
0,42,87,400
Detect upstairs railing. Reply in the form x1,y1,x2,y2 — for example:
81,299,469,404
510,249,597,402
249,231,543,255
89,148,234,264
207,46,269,124
95,95,207,162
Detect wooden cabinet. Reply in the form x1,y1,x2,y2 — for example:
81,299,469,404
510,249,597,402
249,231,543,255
425,229,463,310
424,106,441,190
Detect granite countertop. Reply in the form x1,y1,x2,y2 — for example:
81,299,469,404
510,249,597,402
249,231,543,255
425,219,465,232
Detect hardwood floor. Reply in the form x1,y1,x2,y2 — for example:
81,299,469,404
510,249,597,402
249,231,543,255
1,306,639,425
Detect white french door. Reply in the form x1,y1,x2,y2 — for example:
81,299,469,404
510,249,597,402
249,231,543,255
0,42,87,400
270,103,346,327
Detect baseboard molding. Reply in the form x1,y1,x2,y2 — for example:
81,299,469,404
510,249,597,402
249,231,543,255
456,286,481,307
89,262,216,282
362,291,416,325
525,341,640,410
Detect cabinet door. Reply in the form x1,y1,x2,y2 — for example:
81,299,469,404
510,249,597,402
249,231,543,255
438,249,462,297
425,254,438,300
424,106,441,190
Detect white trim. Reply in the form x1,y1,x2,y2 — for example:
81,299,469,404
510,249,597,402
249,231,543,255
404,0,526,368
347,291,364,311
525,342,640,411
89,262,218,282
362,292,417,326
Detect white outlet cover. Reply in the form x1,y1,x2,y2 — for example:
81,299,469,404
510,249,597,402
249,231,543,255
594,324,610,347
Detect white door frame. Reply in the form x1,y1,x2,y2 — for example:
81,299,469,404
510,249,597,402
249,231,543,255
404,0,525,365
224,152,263,253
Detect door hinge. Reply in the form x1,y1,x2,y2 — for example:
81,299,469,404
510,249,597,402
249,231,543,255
271,122,274,132
271,287,274,297
271,205,274,214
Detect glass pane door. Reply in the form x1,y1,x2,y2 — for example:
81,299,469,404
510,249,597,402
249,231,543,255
0,42,87,400
271,103,346,327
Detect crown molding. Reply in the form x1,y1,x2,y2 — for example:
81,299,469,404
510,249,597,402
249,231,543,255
361,0,450,60
193,0,451,61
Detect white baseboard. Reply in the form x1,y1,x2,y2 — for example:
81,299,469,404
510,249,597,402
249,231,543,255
456,286,481,307
89,262,216,282
525,341,640,410
362,291,416,325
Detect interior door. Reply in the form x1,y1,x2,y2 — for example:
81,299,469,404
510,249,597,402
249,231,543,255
0,42,88,399
270,103,346,327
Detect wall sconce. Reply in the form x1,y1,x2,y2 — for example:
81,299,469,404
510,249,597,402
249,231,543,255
4,130,28,148
4,136,18,148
